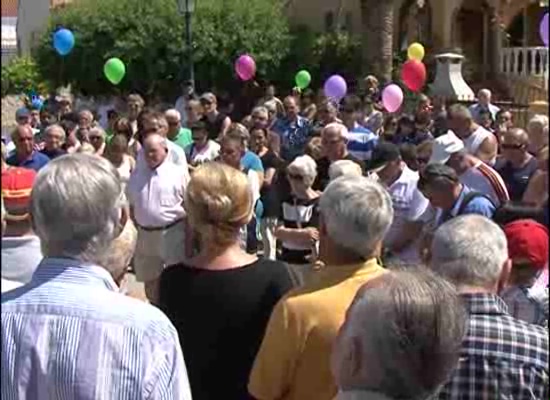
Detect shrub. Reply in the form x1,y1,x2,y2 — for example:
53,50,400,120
34,0,290,100
1,57,49,97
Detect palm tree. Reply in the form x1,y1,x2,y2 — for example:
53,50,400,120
359,0,395,84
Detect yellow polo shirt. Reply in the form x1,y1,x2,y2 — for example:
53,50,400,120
248,258,386,400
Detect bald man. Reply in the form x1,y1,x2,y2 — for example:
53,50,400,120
6,125,50,171
127,133,190,304
469,88,500,124
495,128,539,201
165,109,193,150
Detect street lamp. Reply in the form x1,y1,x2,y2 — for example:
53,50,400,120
178,0,195,90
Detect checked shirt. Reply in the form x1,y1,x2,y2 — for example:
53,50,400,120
437,293,548,400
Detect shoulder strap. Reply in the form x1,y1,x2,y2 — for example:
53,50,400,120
457,191,494,216
476,162,509,203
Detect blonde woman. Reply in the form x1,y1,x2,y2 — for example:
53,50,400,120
158,162,294,400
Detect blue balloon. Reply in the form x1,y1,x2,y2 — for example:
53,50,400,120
53,28,75,56
31,98,43,110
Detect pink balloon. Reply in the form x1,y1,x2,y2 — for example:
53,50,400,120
235,54,256,81
382,84,404,113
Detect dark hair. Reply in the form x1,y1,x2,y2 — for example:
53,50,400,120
493,202,545,226
418,163,459,191
342,95,362,112
107,109,119,120
383,115,398,130
302,88,315,100
108,133,129,152
399,143,417,167
398,114,415,128
59,112,79,124
113,117,133,142
59,119,77,136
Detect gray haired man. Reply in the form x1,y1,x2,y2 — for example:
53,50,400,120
430,215,548,399
2,154,192,399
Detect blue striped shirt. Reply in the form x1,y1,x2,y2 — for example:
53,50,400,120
345,123,378,161
1,258,192,400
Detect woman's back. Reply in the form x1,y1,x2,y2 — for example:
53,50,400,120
158,258,294,400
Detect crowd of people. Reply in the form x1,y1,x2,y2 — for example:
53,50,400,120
1,76,549,400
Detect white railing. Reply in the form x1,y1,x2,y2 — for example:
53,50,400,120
500,47,549,88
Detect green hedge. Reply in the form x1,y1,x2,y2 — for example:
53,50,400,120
1,57,50,98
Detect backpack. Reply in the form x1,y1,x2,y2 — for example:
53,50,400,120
457,191,496,216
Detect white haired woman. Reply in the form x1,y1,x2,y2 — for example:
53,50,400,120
275,154,320,282
329,159,363,181
527,115,548,156
158,162,295,399
88,126,107,156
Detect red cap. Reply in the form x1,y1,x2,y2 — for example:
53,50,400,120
1,167,36,219
504,219,549,270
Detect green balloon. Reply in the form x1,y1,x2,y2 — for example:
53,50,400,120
295,70,311,90
104,57,126,85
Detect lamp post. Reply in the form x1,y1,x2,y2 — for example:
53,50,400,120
178,0,195,90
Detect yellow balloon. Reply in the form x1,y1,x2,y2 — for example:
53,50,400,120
407,42,425,61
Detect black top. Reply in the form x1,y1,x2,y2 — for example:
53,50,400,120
158,259,294,400
201,112,228,141
40,148,67,160
278,193,320,265
313,154,365,191
259,151,285,218
495,157,538,202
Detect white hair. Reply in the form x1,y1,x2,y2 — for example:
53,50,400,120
478,88,492,99
165,108,181,120
528,114,549,131
323,122,349,138
44,124,66,141
89,126,106,139
319,176,393,258
252,106,268,116
430,215,508,288
288,155,318,187
329,160,363,181
30,154,124,268
338,268,466,399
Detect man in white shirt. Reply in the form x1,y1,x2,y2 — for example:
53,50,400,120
429,131,509,207
367,142,429,264
448,104,498,165
127,134,190,304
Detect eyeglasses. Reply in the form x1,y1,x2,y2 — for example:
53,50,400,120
288,173,304,181
501,143,525,150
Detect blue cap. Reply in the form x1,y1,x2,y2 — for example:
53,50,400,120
15,107,30,119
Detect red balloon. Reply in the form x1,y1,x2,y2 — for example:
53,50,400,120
401,60,426,92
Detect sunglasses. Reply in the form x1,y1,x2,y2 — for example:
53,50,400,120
89,136,102,140
288,173,304,181
501,143,524,150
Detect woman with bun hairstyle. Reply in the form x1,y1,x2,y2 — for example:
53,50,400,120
158,162,295,400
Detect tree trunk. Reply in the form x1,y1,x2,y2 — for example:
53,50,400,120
360,0,395,84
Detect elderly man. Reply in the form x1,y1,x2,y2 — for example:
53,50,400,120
1,167,42,291
127,133,190,304
6,125,49,171
367,142,429,264
526,114,548,156
341,95,378,162
249,176,391,400
272,96,312,161
429,131,509,207
78,109,95,130
127,93,145,134
495,128,539,201
448,104,498,165
418,163,496,227
39,124,67,160
469,88,500,124
332,268,466,400
1,154,192,398
430,215,548,399
313,123,364,191
251,106,270,130
165,108,193,150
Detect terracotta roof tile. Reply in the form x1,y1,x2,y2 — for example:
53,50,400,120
1,0,18,17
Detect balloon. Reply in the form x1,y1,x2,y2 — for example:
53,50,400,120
235,54,256,81
541,13,549,47
407,42,425,62
31,98,43,110
382,84,404,113
103,58,126,85
401,60,427,92
324,75,347,100
295,70,311,89
53,28,75,56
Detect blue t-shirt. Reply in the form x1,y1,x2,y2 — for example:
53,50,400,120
346,124,378,161
241,150,264,173
6,151,50,172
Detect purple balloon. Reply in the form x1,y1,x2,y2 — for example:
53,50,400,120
235,54,256,81
324,75,347,100
382,84,404,113
541,13,549,47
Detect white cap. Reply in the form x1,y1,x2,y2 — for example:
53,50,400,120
429,131,465,165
